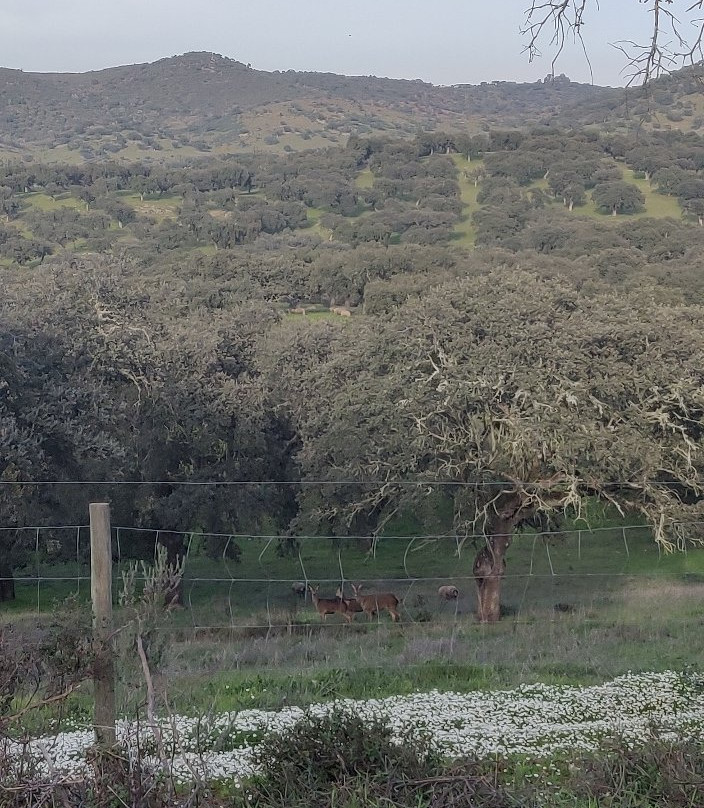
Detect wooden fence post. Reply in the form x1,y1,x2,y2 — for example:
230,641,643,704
90,502,116,746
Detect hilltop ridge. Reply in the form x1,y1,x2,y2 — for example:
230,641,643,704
0,52,700,162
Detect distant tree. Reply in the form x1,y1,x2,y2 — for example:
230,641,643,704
592,181,645,216
682,197,704,226
548,171,586,210
653,166,690,195
0,187,19,220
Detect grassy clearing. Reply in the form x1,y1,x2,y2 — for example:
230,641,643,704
355,167,375,189
305,205,334,239
624,168,683,218
451,154,482,246
571,168,682,221
7,520,704,723
116,191,182,220
522,163,683,222
20,192,83,213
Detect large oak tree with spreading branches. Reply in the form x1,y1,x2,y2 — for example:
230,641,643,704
270,271,704,622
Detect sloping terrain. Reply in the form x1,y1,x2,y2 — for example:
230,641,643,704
0,52,605,161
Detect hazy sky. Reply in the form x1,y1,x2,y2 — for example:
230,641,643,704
3,1,654,87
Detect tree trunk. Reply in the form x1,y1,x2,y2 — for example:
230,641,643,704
472,497,523,623
0,558,15,602
473,532,511,623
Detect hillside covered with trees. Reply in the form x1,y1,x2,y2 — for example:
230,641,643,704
1,108,704,619
1,53,702,163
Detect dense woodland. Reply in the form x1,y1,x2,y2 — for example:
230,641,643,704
1,59,704,620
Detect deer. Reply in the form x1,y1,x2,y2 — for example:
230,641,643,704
330,306,351,317
291,581,306,597
336,585,364,618
308,585,352,622
438,585,460,601
288,307,307,315
350,583,400,622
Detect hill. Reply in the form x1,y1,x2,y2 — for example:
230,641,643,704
0,52,606,162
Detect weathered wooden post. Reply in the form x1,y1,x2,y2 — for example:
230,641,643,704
90,502,116,746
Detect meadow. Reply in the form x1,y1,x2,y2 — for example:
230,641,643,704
5,516,704,726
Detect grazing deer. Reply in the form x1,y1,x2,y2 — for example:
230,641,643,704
438,585,460,601
336,585,364,618
350,583,400,622
308,585,352,622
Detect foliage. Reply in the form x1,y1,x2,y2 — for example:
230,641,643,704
241,708,507,808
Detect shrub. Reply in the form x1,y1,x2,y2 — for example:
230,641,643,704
563,736,704,807
240,708,509,807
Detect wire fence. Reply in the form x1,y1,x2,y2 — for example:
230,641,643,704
3,520,704,630
4,515,704,756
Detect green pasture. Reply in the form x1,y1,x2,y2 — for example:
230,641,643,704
5,518,704,727
623,168,683,219
533,166,683,221
305,205,334,239
20,192,84,213
355,167,375,189
116,190,182,220
451,154,482,246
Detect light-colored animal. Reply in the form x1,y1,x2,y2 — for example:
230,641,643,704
291,581,306,597
350,583,400,622
336,586,364,617
308,585,352,622
438,585,460,601
289,307,307,315
330,306,351,317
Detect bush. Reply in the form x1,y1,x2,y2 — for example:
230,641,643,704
564,736,704,807
239,708,509,808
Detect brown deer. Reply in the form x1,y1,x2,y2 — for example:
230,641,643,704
336,585,364,618
308,585,352,622
330,306,351,317
438,585,460,601
289,307,307,315
350,583,400,622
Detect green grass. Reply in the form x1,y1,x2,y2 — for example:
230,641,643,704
355,168,375,189
8,517,704,721
451,154,482,246
543,168,682,221
623,168,683,219
116,191,182,220
305,205,334,238
20,192,83,213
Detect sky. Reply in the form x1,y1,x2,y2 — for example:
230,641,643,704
2,1,657,87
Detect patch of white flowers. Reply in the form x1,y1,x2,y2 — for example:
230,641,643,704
4,670,703,784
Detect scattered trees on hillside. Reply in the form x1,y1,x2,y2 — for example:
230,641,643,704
592,181,646,216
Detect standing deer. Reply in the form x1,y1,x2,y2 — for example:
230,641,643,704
438,585,460,601
350,583,400,622
308,585,352,622
336,585,364,618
